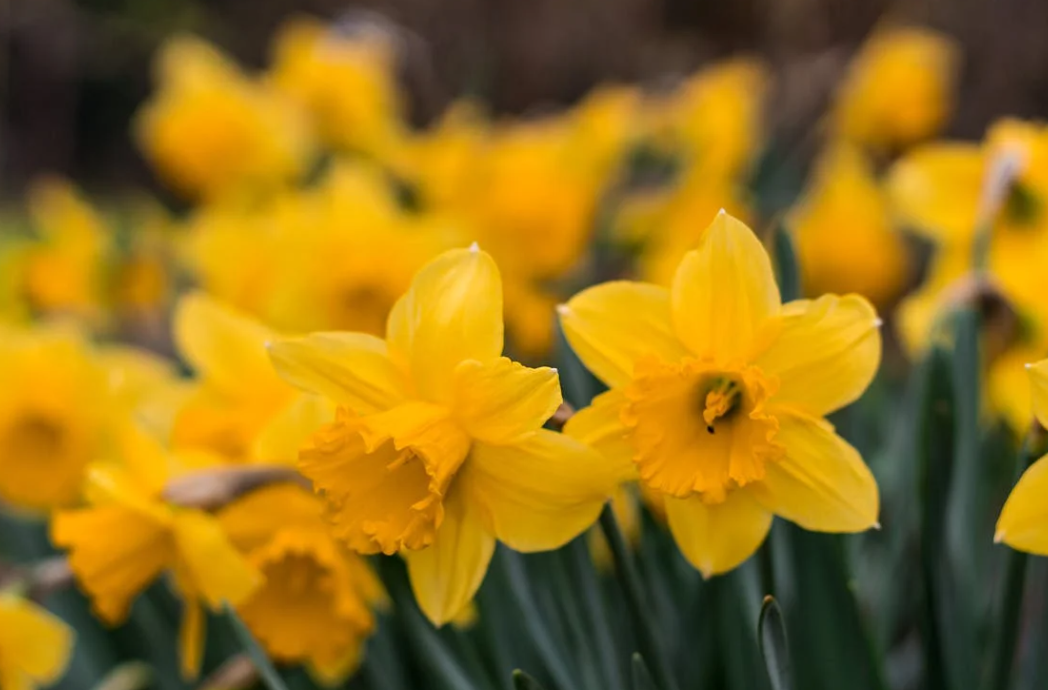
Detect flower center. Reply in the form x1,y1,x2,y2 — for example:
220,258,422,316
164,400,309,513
3,414,65,460
623,358,784,504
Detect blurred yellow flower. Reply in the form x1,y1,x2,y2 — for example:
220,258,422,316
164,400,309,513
270,16,404,157
135,35,314,201
219,483,384,683
22,178,107,322
0,594,73,690
790,143,911,307
560,211,881,576
996,359,1048,553
269,246,618,625
0,327,111,511
51,424,261,679
835,27,957,151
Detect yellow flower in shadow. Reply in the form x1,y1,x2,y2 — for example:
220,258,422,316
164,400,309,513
996,359,1048,553
561,212,881,577
269,246,619,625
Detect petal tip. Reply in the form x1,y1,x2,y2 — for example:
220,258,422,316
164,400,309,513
555,303,571,316
468,241,480,253
872,521,882,530
994,528,1006,544
873,317,884,328
717,207,727,216
1026,362,1034,370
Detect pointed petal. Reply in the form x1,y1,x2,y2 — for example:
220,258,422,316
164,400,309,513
174,292,283,398
452,357,562,445
463,430,619,553
671,212,780,361
404,487,495,627
253,394,335,465
268,333,410,414
886,143,983,245
558,281,685,388
749,411,879,532
663,490,772,577
562,389,636,480
0,597,73,684
997,454,1048,554
179,596,205,680
171,511,262,609
395,247,504,402
754,294,881,416
1029,359,1048,430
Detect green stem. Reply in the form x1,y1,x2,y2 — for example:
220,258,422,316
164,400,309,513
598,504,679,690
983,425,1047,690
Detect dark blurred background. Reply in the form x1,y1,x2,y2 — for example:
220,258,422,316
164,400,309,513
3,0,1048,198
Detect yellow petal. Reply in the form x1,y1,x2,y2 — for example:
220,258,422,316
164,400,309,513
268,333,410,414
562,389,636,480
174,292,284,399
404,486,495,627
179,596,205,680
463,430,618,553
217,483,324,553
997,454,1048,554
393,247,504,401
754,294,881,416
171,511,262,609
558,281,686,388
0,596,74,684
671,211,780,361
452,357,561,445
748,411,879,532
663,490,772,577
253,394,336,465
886,143,983,245
1029,359,1048,430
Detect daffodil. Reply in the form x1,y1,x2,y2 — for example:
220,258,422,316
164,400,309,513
0,594,73,690
560,211,881,576
218,483,384,682
135,35,314,201
790,143,911,307
995,359,1048,553
51,424,261,679
269,15,404,157
834,27,957,151
268,246,618,624
0,327,112,511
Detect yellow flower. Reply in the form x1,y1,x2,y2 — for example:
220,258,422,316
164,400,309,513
135,35,314,201
0,327,112,511
834,27,957,150
996,359,1048,553
560,212,881,576
22,178,107,322
51,424,261,679
0,594,73,690
790,143,911,307
269,16,404,157
219,483,384,683
268,246,618,625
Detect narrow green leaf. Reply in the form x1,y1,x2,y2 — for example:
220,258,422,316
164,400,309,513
758,596,792,690
512,670,548,690
772,225,800,302
631,654,660,690
223,603,290,690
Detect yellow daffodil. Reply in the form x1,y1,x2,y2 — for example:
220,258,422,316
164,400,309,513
834,27,957,151
135,35,314,201
219,483,384,683
0,327,113,511
560,211,881,576
51,424,261,679
22,178,107,322
996,359,1048,552
268,246,618,625
790,143,911,307
269,16,404,157
0,594,73,690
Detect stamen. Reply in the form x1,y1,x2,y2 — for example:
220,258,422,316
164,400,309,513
702,377,742,433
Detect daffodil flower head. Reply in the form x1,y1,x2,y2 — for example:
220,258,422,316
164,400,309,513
995,359,1048,554
0,594,74,690
269,245,619,625
560,211,882,577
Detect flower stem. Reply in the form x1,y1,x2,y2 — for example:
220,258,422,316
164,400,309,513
598,504,679,690
984,424,1047,690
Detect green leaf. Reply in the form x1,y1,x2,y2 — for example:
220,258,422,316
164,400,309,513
757,596,792,690
512,670,548,690
223,603,290,690
771,225,801,302
631,654,660,690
